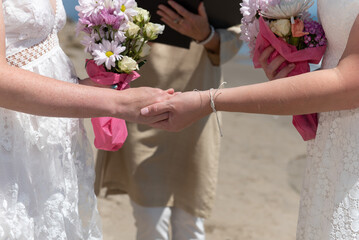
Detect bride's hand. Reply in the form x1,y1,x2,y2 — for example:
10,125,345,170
76,79,175,124
118,87,175,125
259,46,296,80
140,91,212,131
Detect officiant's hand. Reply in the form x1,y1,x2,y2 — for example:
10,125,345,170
157,1,220,54
158,1,209,42
259,46,296,80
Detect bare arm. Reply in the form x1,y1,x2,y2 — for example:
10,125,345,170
142,15,359,131
0,1,171,123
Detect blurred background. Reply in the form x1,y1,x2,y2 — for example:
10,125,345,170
58,0,318,239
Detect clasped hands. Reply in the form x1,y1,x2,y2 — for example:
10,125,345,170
139,89,212,132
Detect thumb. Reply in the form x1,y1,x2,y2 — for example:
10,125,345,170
198,2,207,18
141,102,171,117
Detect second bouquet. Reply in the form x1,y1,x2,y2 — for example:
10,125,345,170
76,0,165,151
240,0,327,141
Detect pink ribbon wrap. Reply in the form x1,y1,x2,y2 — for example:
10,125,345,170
86,59,140,151
253,17,327,141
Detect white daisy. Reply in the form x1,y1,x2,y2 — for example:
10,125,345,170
93,40,126,70
103,0,115,9
114,0,138,21
261,0,314,19
76,0,104,17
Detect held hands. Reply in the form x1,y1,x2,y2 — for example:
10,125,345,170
259,46,296,80
79,78,174,125
157,1,211,42
140,91,212,132
119,87,175,125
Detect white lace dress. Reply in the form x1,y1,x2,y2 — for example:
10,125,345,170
296,0,359,239
1,0,101,239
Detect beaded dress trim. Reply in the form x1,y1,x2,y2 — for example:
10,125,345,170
6,33,59,68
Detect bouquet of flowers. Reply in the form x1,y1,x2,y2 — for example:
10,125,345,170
240,0,327,141
76,0,164,151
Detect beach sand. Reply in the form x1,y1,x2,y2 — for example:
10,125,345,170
59,21,307,240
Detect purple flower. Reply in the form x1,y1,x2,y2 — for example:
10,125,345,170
100,8,125,30
240,0,259,24
78,17,91,26
79,13,105,29
91,12,106,26
302,20,327,48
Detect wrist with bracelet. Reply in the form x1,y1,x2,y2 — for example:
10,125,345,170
208,82,226,137
195,25,215,45
195,82,226,137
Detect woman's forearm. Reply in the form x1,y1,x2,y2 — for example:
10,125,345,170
0,64,121,118
215,64,358,115
0,62,172,125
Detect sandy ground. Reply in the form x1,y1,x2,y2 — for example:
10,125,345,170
59,21,307,240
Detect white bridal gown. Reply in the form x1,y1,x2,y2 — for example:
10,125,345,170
0,0,101,239
296,0,359,239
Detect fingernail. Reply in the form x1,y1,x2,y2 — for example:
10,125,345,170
141,107,149,115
